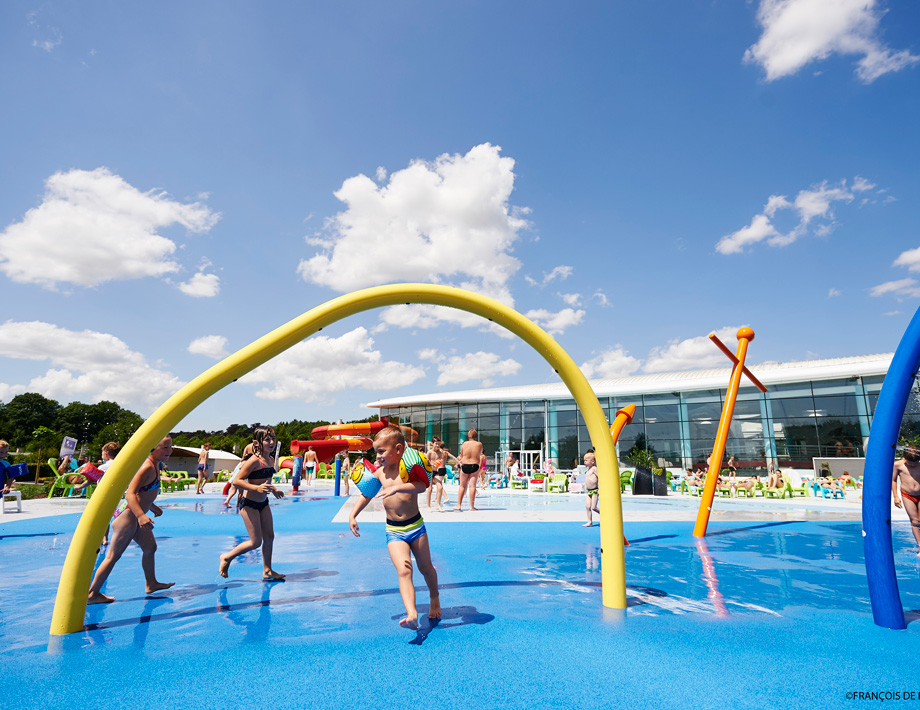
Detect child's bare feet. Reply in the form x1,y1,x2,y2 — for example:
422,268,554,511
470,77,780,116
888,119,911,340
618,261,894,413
470,506,479,511
219,554,231,578
87,591,115,605
428,596,442,619
453,507,462,512
399,614,419,630
582,522,595,527
263,569,285,581
146,581,175,594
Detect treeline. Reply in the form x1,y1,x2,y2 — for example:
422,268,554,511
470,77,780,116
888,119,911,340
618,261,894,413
0,392,379,467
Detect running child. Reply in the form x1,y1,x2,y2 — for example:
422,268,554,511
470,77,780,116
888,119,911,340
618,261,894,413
87,436,175,604
219,427,285,580
350,426,441,630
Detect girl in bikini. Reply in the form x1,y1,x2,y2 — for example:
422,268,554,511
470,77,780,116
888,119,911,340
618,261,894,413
87,436,175,604
219,427,285,580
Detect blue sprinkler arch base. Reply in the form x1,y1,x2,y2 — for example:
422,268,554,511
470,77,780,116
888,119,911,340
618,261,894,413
863,304,920,629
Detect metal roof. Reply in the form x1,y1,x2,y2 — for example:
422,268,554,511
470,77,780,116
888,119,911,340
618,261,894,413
365,352,892,408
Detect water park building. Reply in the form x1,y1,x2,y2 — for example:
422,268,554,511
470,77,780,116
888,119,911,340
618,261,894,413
367,353,901,472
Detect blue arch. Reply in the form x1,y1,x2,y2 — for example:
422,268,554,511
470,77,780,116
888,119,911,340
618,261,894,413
863,306,920,629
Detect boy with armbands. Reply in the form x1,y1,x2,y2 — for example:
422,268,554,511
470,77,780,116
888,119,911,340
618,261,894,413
349,426,441,630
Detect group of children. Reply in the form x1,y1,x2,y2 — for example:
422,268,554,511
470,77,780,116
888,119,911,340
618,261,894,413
85,423,920,627
86,425,441,630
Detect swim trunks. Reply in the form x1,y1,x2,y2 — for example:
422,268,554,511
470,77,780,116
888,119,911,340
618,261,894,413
198,463,205,472
586,488,599,496
240,497,269,511
435,467,447,478
461,463,480,475
386,512,426,545
901,489,920,505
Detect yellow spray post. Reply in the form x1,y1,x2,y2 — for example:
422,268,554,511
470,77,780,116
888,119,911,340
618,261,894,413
692,328,766,537
50,284,627,636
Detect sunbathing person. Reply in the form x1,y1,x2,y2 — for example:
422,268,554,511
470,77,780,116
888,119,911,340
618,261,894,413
732,477,758,495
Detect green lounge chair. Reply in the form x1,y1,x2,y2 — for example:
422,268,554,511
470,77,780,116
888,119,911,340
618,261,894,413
783,474,809,497
620,470,633,493
547,473,568,493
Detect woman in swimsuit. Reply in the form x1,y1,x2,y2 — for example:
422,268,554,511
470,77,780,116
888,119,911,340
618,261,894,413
87,436,176,604
219,427,285,580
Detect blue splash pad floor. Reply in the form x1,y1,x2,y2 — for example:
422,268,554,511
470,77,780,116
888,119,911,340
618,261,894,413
4,495,920,710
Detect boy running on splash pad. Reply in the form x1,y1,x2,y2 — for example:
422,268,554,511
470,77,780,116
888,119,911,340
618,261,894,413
349,426,441,630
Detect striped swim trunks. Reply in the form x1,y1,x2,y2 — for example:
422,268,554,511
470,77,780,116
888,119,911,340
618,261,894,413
385,512,426,545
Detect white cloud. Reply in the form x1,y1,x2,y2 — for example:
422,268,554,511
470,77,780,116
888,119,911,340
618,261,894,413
580,347,642,379
893,247,920,273
869,278,920,299
434,351,521,387
592,290,611,307
871,248,920,299
27,11,62,52
559,292,582,307
375,280,515,338
884,310,901,317
188,335,229,360
643,327,744,373
744,0,920,83
297,144,528,298
828,288,842,298
526,265,574,287
0,321,185,413
239,327,425,402
0,168,220,290
177,271,220,298
716,178,871,254
524,308,586,335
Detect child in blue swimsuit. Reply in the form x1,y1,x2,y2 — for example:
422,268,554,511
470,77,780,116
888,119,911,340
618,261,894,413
350,426,441,630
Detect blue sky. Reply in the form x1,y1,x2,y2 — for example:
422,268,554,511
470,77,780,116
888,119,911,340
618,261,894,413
0,0,918,432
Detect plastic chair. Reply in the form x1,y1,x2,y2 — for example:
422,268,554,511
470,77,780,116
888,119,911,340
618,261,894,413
783,475,809,497
529,476,547,492
2,490,22,514
510,475,528,489
547,473,568,493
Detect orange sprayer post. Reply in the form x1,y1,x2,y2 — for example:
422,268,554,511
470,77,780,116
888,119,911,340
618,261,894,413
610,404,636,546
693,328,763,537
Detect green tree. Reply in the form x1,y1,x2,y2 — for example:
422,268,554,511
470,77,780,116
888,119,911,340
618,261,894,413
2,393,61,445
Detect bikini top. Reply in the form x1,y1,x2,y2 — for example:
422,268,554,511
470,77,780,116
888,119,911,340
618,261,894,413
248,467,275,482
138,477,160,494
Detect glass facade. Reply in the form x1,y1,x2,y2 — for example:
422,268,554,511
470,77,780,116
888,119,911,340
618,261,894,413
378,372,901,471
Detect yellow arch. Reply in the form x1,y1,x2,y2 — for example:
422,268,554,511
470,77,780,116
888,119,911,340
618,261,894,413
50,284,625,635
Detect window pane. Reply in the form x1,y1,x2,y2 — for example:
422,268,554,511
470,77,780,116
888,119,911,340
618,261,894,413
644,404,680,423
813,395,861,418
770,397,816,419
646,422,681,440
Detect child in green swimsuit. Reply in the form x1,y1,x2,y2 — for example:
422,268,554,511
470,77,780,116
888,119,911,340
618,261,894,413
582,451,599,527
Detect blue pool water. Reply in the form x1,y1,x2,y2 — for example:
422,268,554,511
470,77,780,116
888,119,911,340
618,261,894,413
2,494,920,709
